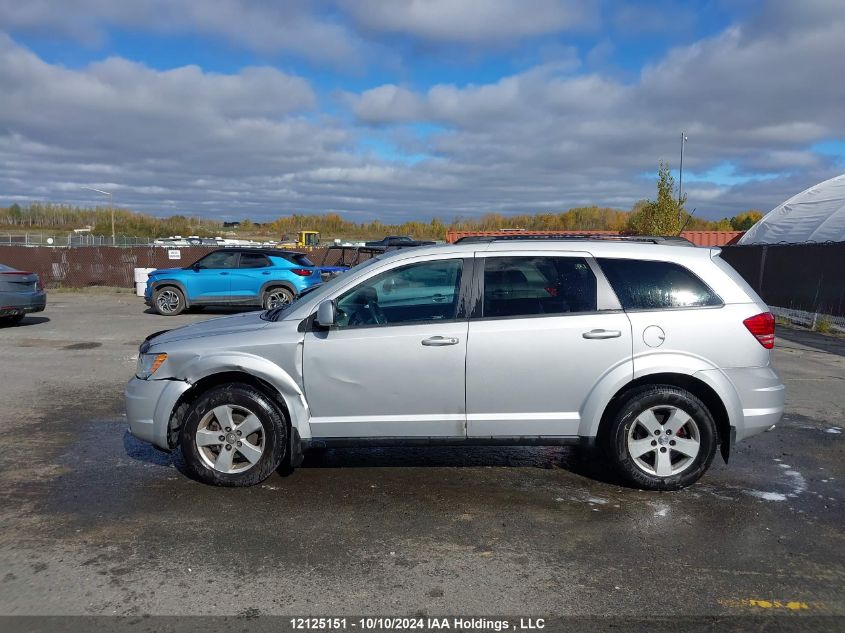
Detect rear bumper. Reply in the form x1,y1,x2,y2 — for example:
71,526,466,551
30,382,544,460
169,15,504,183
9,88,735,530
125,376,191,450
0,290,46,316
719,366,785,441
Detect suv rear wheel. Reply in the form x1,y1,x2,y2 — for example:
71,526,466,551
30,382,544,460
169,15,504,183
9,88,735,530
604,385,717,490
179,384,287,486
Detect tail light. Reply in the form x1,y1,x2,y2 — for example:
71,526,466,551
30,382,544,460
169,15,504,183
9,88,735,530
36,277,43,291
290,268,313,276
743,312,775,349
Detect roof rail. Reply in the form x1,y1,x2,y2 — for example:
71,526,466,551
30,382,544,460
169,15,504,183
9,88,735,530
454,234,695,246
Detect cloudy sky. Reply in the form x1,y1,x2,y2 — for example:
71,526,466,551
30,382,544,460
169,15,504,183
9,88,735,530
1,0,844,222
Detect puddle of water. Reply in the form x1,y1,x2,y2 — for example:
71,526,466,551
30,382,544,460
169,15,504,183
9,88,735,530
64,342,103,350
749,491,788,501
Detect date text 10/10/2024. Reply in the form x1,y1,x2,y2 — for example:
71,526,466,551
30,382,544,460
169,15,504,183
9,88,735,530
290,617,546,631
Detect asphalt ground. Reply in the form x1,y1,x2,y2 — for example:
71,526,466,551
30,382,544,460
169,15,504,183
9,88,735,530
0,292,842,624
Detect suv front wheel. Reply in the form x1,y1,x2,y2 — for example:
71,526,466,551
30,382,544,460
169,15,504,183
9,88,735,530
180,383,287,486
604,385,717,490
153,286,186,316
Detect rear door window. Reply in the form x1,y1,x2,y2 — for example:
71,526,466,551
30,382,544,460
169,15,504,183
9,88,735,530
597,258,722,309
239,253,271,268
482,256,598,318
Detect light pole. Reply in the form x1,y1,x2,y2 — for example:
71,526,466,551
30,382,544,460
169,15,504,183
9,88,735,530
82,186,114,245
678,132,688,226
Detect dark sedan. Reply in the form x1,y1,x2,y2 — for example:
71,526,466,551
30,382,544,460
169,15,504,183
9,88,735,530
364,235,437,248
0,264,46,325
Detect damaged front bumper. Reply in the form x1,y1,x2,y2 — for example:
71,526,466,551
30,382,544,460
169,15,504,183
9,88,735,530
125,376,191,451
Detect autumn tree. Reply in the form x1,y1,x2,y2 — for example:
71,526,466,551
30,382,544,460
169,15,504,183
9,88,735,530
730,210,763,231
628,161,685,235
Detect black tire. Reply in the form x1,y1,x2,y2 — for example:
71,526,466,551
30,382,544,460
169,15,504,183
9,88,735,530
153,286,186,316
179,383,287,487
262,286,294,310
0,314,25,326
603,385,718,491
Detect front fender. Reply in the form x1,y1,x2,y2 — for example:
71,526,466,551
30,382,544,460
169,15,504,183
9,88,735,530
179,351,312,439
150,278,192,307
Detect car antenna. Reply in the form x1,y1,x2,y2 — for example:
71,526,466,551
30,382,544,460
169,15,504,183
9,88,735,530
678,207,696,235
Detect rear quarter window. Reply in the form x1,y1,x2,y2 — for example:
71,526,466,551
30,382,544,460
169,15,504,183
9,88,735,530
276,253,315,267
597,258,722,310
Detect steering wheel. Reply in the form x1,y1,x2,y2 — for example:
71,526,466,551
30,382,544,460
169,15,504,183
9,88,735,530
349,301,387,326
367,302,387,325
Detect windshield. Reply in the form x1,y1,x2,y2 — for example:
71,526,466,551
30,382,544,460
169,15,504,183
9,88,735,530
260,254,385,321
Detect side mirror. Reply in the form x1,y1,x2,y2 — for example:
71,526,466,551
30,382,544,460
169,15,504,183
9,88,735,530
192,263,201,272
316,300,336,327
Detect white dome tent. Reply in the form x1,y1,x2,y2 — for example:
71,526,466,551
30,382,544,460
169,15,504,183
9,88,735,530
739,173,845,244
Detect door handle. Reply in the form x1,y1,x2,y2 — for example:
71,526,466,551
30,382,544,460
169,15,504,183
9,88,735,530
582,329,621,339
219,272,229,275
262,271,271,275
432,293,447,303
421,336,459,346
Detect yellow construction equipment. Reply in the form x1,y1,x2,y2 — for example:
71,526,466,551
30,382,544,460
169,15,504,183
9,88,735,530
278,230,320,248
297,230,320,247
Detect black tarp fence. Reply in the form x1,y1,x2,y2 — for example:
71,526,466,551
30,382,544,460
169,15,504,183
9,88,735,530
720,243,845,318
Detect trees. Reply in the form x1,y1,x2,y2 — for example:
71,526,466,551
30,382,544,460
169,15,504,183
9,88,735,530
628,161,685,236
730,210,763,230
0,196,759,240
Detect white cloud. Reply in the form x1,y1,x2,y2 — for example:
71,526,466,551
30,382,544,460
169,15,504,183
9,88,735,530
0,0,364,65
340,0,596,43
351,85,426,123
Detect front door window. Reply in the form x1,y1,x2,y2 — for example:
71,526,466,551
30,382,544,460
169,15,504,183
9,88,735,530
334,259,463,328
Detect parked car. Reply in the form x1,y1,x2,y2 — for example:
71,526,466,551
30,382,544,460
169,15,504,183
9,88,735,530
144,248,321,316
126,237,784,489
0,264,46,325
364,235,436,248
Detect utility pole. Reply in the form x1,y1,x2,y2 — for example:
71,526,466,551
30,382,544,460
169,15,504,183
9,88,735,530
678,132,688,227
82,186,115,245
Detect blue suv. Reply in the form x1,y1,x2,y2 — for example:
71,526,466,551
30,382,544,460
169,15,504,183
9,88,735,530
145,248,321,316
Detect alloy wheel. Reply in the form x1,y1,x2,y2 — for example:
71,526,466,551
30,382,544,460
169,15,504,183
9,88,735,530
266,290,291,309
195,404,265,474
157,289,181,314
626,405,701,477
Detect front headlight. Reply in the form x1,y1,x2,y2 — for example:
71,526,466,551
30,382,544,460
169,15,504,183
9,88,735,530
136,352,168,379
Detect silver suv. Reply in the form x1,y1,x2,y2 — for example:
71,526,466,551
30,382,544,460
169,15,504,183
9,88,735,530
125,237,784,489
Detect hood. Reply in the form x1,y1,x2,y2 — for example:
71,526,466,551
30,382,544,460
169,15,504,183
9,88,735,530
149,267,185,276
144,311,270,349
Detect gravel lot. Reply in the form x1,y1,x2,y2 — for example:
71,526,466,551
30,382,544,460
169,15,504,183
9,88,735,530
0,292,842,620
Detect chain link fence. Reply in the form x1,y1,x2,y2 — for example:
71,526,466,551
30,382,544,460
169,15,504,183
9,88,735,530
0,245,372,289
0,232,162,247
